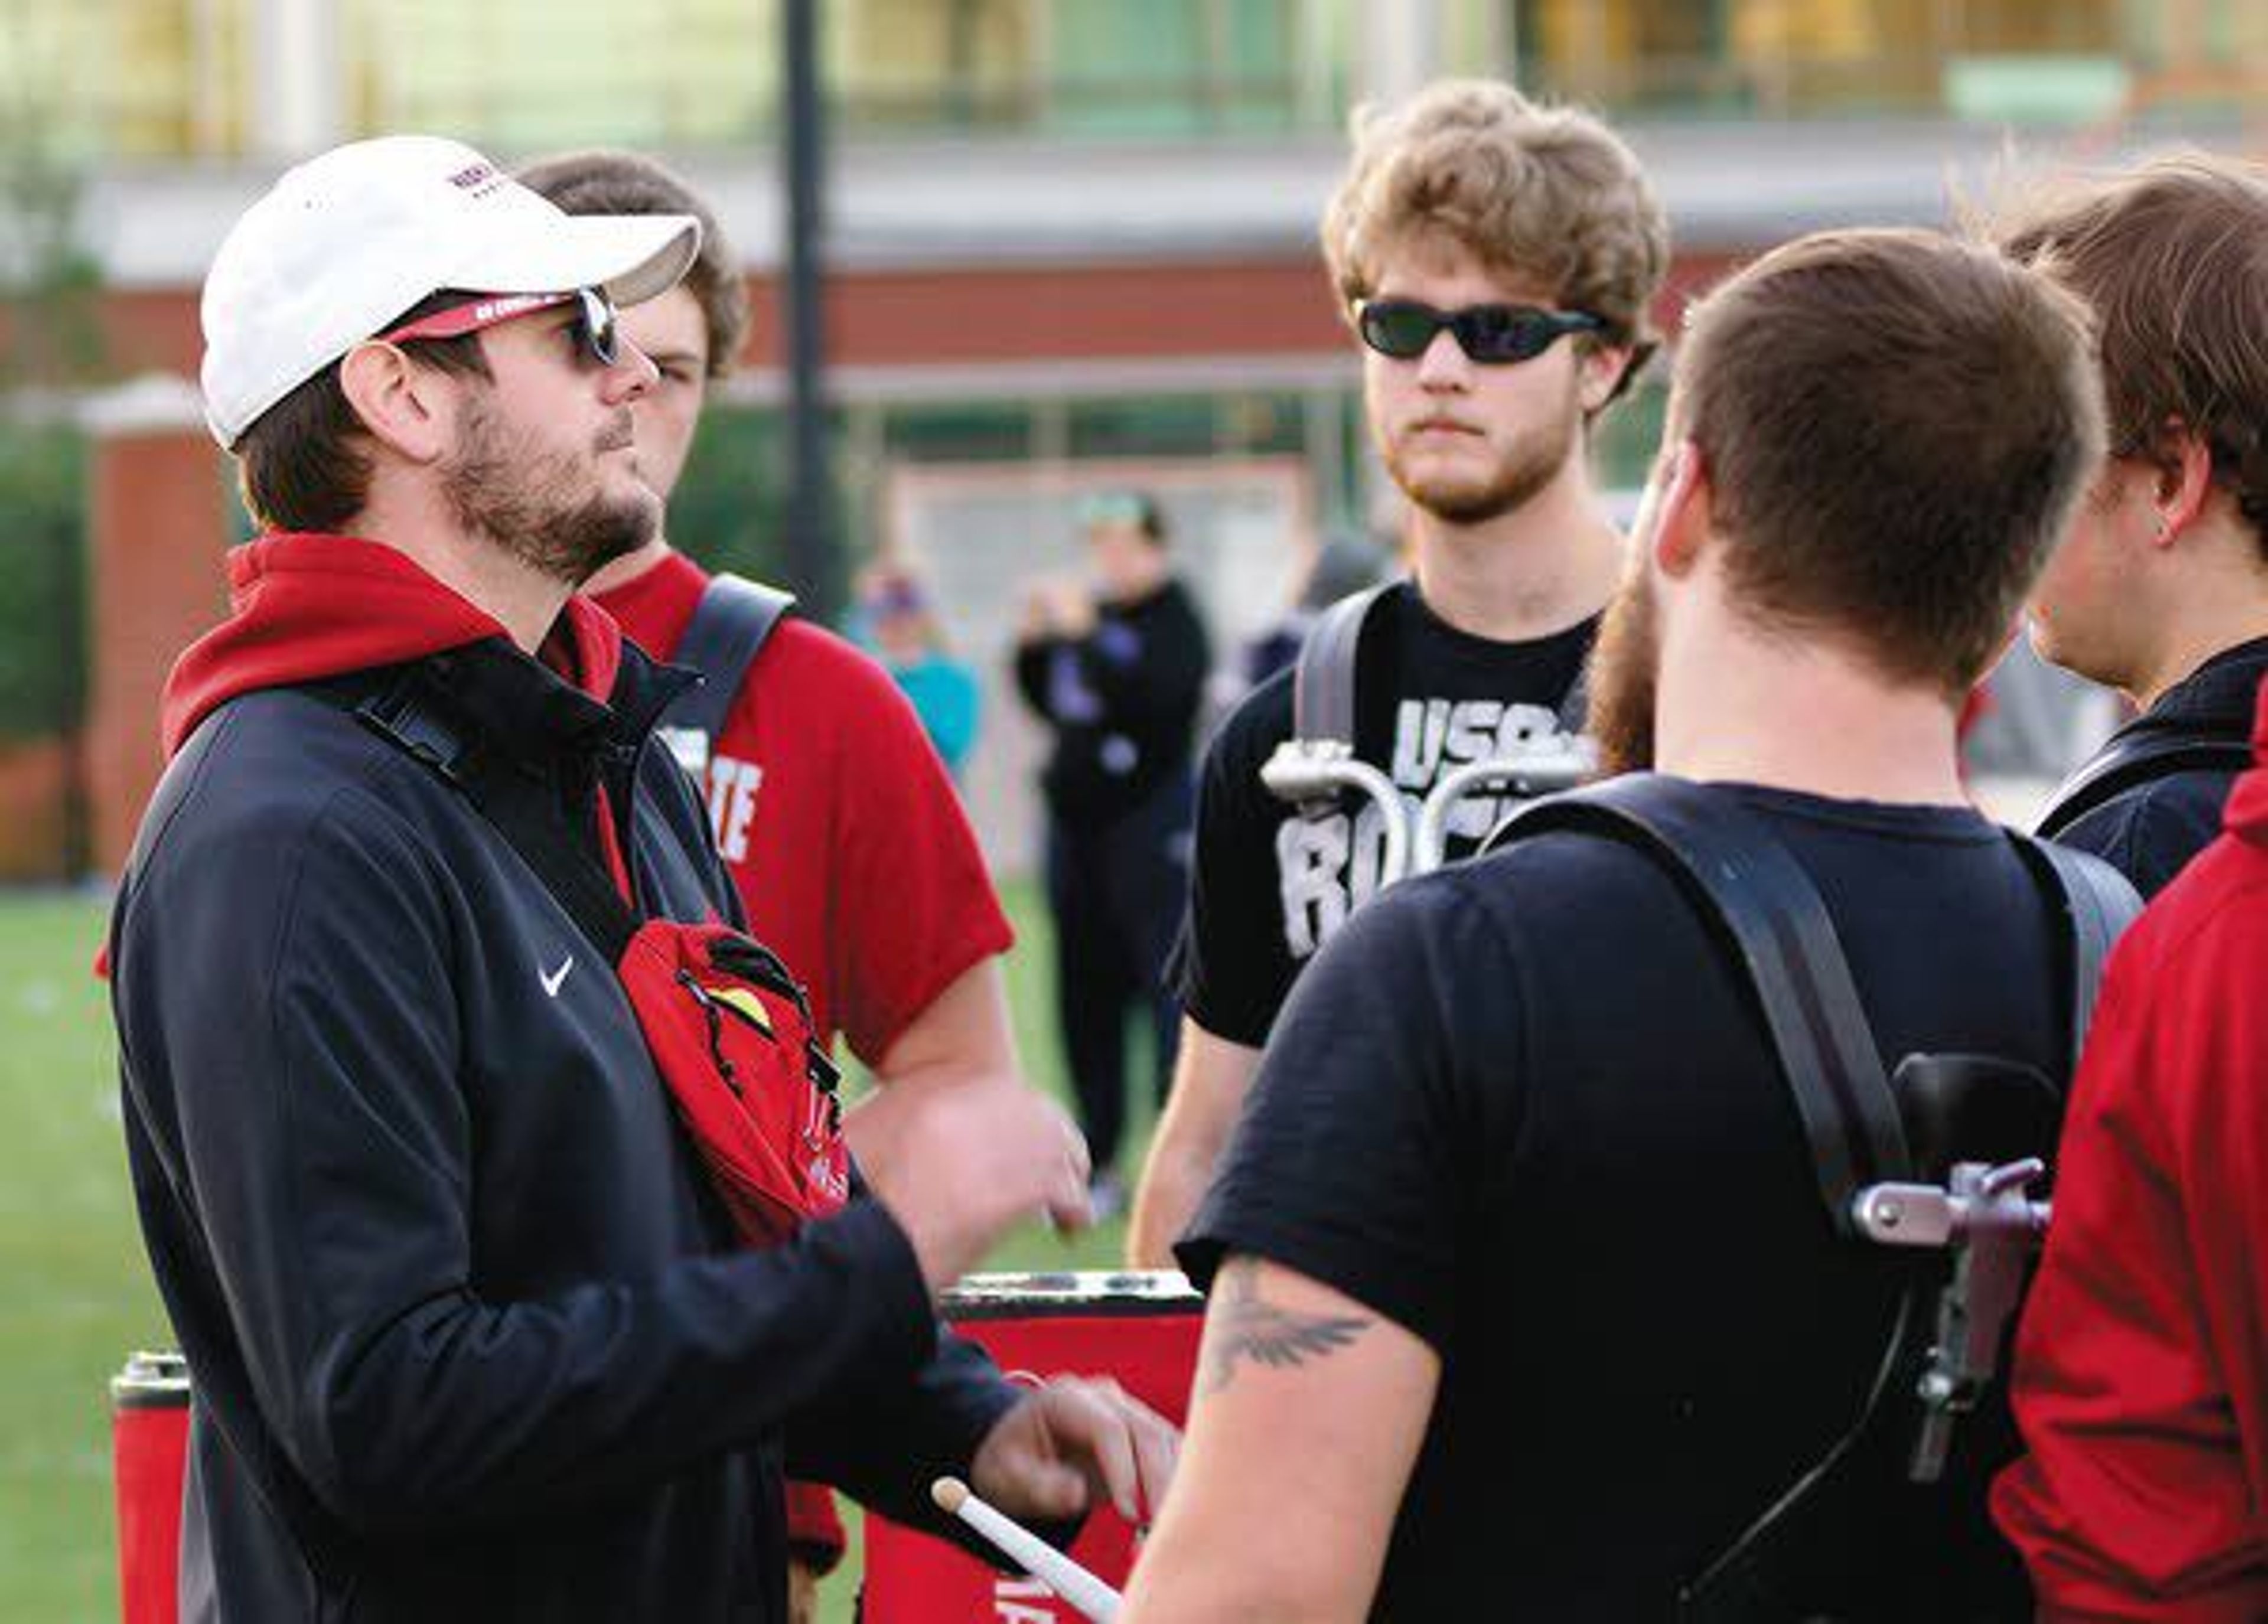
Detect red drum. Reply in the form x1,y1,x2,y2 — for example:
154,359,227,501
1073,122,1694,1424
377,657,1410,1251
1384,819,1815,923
111,1351,189,1624
861,1270,1204,1622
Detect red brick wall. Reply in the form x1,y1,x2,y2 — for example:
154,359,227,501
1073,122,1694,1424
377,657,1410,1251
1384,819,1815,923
0,737,70,879
84,394,230,873
40,251,1747,379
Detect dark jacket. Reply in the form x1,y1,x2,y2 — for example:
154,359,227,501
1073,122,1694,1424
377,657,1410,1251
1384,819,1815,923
1013,578,1211,826
2038,636,2268,896
113,534,1015,1623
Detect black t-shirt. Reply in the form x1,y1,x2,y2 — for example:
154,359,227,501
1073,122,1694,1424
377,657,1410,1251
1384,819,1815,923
1180,784,2068,1620
1171,581,1595,1046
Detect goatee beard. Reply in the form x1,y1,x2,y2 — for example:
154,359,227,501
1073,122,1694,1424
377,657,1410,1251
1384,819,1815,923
441,402,657,587
1585,566,1658,777
1384,386,1579,526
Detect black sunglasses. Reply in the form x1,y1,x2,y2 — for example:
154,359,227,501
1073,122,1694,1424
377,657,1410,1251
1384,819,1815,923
1355,299,1603,364
569,286,620,369
379,285,619,369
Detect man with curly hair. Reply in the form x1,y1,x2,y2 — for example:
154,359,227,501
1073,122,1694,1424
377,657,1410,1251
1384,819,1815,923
1128,78,1670,1267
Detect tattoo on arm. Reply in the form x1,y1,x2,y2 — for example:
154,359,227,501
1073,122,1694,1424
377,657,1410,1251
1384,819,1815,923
1201,1258,1371,1394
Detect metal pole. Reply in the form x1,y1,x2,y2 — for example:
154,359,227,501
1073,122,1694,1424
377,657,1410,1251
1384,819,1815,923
781,0,839,621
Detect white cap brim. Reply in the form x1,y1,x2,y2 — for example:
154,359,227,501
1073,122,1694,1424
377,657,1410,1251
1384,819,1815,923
440,210,701,311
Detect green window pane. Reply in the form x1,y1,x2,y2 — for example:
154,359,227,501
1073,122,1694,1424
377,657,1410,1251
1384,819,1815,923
1067,395,1216,458
882,402,1034,464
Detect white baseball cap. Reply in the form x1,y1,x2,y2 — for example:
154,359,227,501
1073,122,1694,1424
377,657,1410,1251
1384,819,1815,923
200,135,701,448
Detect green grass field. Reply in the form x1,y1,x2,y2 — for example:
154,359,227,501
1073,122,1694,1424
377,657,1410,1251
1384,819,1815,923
0,881,1160,1624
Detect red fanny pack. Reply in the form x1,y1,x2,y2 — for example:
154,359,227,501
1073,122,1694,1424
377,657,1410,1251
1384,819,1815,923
619,918,848,1245
351,673,847,1248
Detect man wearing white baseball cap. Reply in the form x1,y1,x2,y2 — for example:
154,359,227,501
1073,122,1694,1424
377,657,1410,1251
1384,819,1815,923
110,135,1175,1624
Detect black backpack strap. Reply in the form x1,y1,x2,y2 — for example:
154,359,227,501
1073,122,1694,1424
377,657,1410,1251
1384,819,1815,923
1290,581,1392,745
2003,832,2142,1064
2033,729,2251,839
664,573,797,747
353,670,641,963
1290,579,1594,744
1488,774,1912,1228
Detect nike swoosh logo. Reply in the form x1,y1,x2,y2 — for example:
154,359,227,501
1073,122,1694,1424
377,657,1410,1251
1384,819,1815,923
540,957,573,998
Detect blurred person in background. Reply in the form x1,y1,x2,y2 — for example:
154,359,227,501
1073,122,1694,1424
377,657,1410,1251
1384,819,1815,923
853,560,982,779
521,148,1038,1616
1128,79,1669,1267
116,135,1171,1624
1997,154,2268,896
1236,526,1392,692
1012,492,1212,1218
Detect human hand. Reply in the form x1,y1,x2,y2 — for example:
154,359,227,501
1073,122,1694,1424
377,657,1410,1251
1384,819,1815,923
786,1559,818,1624
971,1376,1180,1528
861,1078,1093,1292
1050,582,1097,638
1020,583,1058,641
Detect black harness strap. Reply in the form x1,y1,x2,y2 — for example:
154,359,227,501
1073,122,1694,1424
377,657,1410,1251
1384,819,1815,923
2009,833,2143,1059
664,573,796,747
1289,578,1591,743
2034,730,2251,839
1289,582,1390,746
1492,774,1914,1225
354,673,642,962
1485,774,2140,1619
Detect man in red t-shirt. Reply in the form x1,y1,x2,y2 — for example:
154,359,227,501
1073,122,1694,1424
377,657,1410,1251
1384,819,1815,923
521,149,1029,1622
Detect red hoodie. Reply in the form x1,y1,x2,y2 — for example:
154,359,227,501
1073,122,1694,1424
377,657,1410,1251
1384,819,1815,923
1993,684,2268,1620
161,532,622,760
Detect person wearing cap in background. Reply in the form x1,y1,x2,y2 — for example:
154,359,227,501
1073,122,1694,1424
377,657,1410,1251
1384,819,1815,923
107,135,1174,1624
516,148,1025,1615
1012,493,1213,1219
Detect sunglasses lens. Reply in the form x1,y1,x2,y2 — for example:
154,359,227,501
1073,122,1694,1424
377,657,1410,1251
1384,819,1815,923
1360,302,1442,360
577,288,618,367
1461,307,1556,363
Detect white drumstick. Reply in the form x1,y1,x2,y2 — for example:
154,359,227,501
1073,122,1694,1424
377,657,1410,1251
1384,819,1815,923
931,1476,1123,1623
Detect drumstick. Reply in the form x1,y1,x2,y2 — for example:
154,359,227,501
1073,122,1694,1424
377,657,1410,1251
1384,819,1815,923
931,1476,1123,1623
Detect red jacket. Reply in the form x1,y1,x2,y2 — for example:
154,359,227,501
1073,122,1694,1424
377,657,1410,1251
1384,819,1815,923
1995,686,2268,1619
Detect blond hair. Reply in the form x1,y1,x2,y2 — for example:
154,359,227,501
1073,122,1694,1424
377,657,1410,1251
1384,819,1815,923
1321,78,1670,395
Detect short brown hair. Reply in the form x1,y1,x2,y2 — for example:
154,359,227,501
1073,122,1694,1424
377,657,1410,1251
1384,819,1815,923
233,294,487,533
1671,228,2104,693
1993,152,2268,549
1321,78,1670,401
517,149,747,380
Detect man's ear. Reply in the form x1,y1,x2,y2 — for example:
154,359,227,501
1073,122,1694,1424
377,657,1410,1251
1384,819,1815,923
337,343,457,465
1649,438,1712,579
1579,342,1637,416
2146,418,2214,550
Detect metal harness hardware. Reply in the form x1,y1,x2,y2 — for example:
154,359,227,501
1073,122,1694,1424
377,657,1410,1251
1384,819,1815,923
1850,1158,2052,1483
1266,578,1594,888
1260,735,1592,885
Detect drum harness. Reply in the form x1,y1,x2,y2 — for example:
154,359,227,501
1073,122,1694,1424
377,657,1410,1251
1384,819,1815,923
1259,582,1594,881
1484,775,2142,1617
